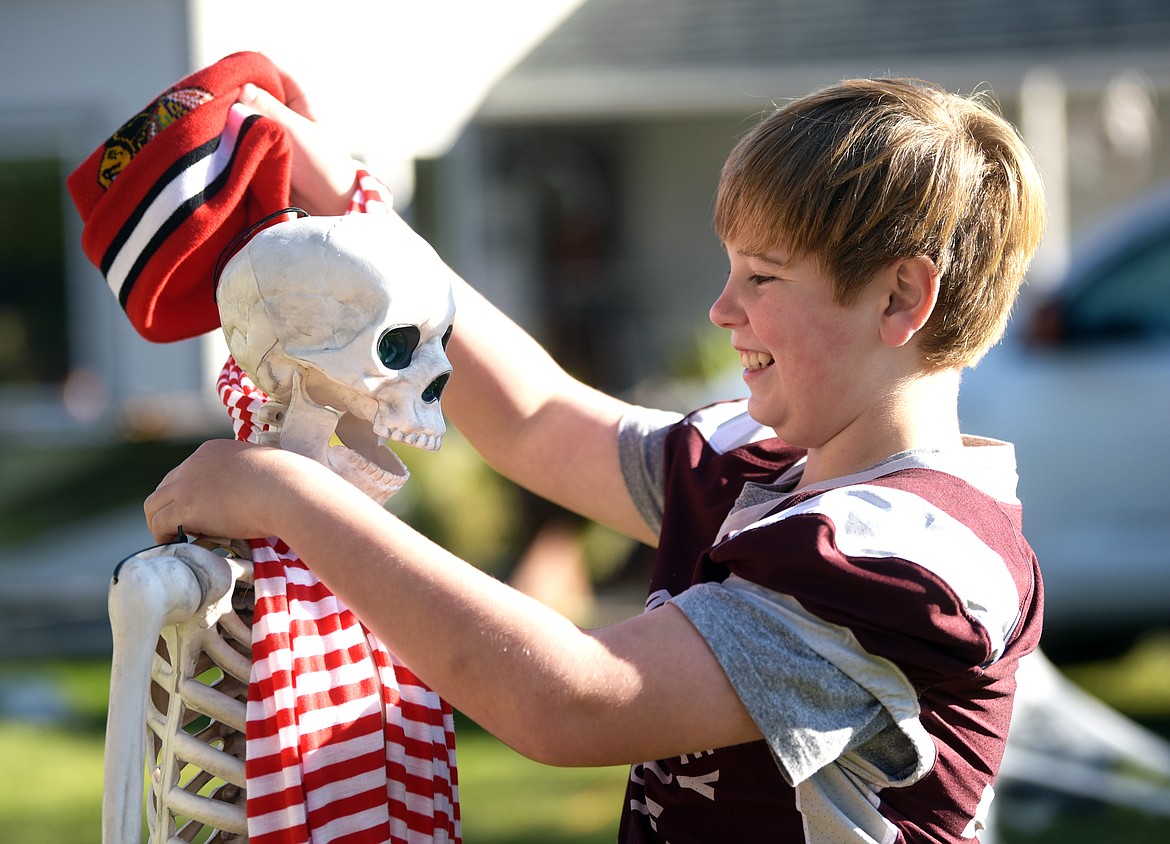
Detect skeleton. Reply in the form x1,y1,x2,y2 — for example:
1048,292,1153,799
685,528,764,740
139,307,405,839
103,211,456,843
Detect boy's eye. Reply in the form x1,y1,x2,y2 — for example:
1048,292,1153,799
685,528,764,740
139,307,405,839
748,273,775,285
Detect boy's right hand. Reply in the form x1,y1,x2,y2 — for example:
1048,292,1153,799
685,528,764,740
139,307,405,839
240,71,358,217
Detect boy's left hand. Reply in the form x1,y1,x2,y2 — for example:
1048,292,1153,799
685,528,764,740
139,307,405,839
240,70,358,216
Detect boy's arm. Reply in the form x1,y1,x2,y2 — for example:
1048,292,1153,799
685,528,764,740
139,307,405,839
441,276,655,543
241,78,655,545
145,441,757,765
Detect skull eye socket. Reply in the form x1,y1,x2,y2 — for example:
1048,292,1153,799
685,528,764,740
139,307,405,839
441,324,453,349
378,326,421,370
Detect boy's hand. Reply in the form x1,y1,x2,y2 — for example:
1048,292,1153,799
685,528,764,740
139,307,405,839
143,439,332,544
240,73,358,216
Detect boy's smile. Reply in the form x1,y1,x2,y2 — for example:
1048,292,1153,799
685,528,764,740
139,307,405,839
739,349,774,371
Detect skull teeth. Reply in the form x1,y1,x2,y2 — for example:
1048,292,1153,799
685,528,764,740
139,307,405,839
327,444,408,503
381,429,442,452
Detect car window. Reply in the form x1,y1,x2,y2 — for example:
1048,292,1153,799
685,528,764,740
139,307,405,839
1063,232,1170,343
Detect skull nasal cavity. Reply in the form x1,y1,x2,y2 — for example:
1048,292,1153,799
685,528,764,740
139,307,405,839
422,372,450,404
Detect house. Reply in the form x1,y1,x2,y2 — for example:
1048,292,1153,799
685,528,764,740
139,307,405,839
418,0,1170,400
0,0,202,441
2,0,1170,439
0,0,578,442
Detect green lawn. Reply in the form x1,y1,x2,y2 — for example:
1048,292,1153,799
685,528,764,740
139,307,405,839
0,717,627,844
455,723,626,843
0,721,106,841
0,659,626,843
2,639,1169,842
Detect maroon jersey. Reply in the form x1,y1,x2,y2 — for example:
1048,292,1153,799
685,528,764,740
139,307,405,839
617,401,1043,843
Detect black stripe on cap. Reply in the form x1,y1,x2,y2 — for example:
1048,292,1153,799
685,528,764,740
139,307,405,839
105,113,262,309
100,133,221,278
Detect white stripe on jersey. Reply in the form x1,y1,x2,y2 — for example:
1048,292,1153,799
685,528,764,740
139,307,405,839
740,485,1022,662
687,402,773,454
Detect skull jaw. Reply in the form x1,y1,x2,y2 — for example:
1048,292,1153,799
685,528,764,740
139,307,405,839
298,362,448,452
331,411,410,503
326,443,408,504
280,370,410,506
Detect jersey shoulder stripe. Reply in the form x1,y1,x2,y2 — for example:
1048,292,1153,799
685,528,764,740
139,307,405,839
685,399,773,455
743,483,1023,662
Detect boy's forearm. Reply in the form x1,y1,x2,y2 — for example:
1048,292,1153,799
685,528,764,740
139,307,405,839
263,460,754,767
143,421,753,767
265,462,633,762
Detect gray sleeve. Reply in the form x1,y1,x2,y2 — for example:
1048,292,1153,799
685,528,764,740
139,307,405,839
672,581,922,787
617,406,684,536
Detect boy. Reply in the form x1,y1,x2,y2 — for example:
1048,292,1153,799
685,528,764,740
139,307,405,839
146,75,1045,842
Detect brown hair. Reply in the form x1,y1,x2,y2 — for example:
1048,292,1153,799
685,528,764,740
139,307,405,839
715,77,1046,368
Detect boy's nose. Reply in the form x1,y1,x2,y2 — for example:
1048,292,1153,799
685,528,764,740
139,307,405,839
709,279,740,329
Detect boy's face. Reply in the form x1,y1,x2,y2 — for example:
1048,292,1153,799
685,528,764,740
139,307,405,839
710,243,884,449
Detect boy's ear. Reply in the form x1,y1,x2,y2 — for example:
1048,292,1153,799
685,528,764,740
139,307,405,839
878,256,939,348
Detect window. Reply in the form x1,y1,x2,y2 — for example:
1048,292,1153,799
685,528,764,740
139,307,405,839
1063,231,1170,343
0,159,69,384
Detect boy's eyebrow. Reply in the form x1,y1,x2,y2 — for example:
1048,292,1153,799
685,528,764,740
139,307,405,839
736,248,791,269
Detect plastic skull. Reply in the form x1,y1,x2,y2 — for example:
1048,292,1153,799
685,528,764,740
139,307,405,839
216,212,457,504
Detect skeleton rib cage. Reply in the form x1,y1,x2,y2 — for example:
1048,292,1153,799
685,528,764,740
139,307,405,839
105,538,256,843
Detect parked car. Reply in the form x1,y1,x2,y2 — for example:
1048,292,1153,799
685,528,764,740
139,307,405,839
959,181,1170,657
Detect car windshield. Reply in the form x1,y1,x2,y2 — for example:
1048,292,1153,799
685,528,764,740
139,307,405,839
1064,231,1170,343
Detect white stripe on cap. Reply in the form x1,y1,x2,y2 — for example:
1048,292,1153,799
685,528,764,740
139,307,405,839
104,103,256,301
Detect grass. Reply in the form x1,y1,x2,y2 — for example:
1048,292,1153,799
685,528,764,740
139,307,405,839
453,717,626,843
0,721,106,841
0,660,109,841
1,639,1169,843
0,659,626,843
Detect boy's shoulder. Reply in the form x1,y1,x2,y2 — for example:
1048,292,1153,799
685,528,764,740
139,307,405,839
711,452,1037,671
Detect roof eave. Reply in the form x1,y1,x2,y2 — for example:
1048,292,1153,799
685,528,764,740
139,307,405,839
478,49,1170,123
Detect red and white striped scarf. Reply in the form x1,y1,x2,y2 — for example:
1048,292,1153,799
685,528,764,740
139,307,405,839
218,171,460,843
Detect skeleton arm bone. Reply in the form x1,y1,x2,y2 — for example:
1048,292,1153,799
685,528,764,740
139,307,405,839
144,442,758,767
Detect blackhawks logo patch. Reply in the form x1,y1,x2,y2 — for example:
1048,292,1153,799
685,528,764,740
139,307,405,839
97,86,213,189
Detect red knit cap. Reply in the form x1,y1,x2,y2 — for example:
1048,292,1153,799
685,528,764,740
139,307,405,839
67,51,293,342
